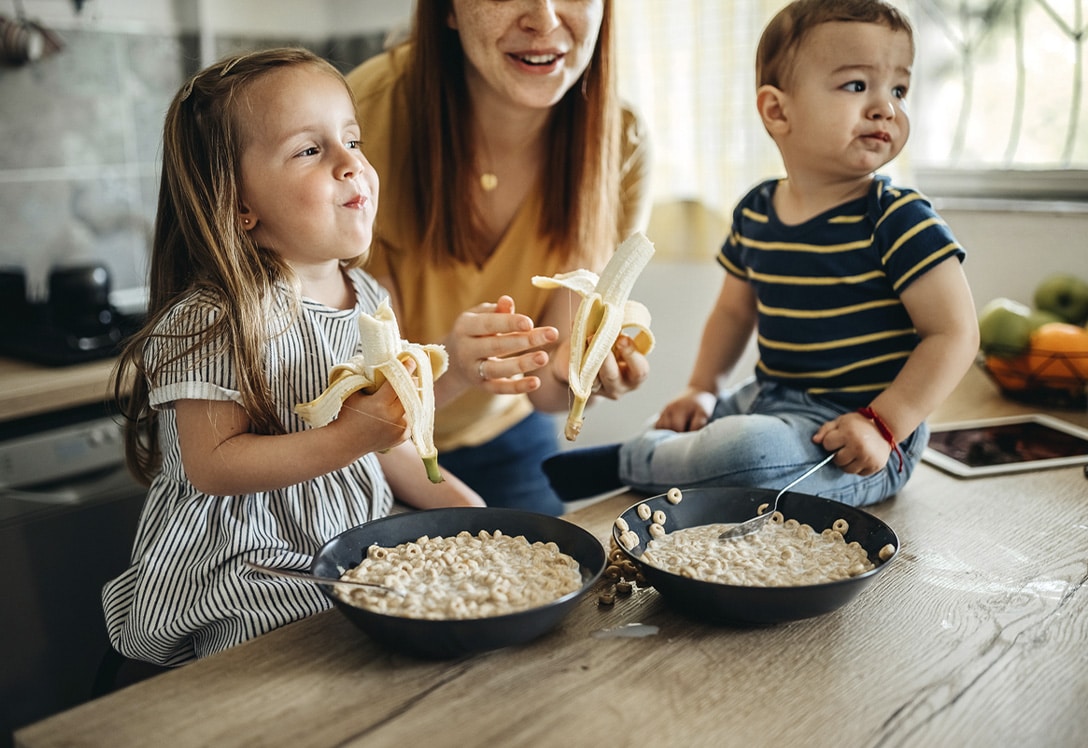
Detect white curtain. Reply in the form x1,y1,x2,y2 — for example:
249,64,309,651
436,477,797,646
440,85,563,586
615,1,786,257
615,1,917,257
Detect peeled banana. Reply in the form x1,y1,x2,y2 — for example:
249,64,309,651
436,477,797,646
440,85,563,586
294,300,448,483
532,232,656,441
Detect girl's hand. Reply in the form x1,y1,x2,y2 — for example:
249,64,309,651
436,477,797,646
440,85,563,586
332,378,411,455
444,295,558,396
812,412,890,476
655,387,716,432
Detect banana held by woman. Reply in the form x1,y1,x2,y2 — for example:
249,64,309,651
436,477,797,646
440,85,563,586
532,232,656,441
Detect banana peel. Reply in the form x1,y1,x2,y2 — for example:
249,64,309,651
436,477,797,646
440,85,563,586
532,232,656,440
295,300,448,482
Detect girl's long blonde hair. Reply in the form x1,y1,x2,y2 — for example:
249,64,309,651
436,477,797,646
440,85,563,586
114,47,356,485
401,0,621,269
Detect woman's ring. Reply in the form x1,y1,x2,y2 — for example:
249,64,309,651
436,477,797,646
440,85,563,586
478,359,487,381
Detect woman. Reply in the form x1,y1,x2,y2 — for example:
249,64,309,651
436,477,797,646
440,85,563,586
346,0,653,515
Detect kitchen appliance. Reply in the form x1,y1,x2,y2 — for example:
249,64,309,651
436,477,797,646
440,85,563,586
0,264,143,366
0,402,145,746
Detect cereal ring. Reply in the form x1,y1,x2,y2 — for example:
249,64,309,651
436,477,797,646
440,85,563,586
637,503,652,521
832,518,849,534
666,487,683,504
651,510,667,526
614,517,629,532
878,543,896,561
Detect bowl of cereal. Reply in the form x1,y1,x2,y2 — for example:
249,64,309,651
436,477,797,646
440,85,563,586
611,487,899,624
312,507,606,658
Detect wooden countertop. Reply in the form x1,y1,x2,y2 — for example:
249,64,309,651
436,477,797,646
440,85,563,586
15,368,1088,747
0,356,119,422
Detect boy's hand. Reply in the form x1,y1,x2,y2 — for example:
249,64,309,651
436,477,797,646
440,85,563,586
655,388,716,432
812,412,891,476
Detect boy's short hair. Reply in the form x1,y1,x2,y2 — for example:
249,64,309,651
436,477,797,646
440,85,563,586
756,0,914,90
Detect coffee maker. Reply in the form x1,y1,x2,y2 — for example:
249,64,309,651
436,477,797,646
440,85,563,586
0,264,139,365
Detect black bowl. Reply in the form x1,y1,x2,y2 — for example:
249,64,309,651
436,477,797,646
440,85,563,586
312,507,606,659
613,487,899,625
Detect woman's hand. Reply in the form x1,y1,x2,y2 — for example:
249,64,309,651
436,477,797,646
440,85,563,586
593,334,651,399
812,412,891,476
441,295,559,401
654,387,716,432
533,332,651,413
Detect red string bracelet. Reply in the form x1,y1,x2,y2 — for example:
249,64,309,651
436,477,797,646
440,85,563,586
857,406,904,473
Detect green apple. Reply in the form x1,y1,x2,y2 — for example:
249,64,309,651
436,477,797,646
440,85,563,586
1033,273,1088,325
978,297,1035,356
1028,308,1064,330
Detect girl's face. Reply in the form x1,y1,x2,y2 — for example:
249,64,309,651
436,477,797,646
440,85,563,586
448,0,605,111
777,21,912,181
236,65,379,270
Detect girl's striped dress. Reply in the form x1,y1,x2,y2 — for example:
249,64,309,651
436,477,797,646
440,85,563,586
102,268,394,666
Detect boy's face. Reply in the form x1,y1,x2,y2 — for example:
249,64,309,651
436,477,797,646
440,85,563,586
776,21,912,180
236,65,380,270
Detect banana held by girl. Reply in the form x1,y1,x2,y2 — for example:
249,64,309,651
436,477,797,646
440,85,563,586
295,300,448,483
532,232,656,441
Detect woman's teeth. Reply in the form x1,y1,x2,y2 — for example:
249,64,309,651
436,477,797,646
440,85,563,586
519,54,557,65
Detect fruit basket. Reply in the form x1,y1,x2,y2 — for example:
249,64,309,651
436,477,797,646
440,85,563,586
979,348,1088,409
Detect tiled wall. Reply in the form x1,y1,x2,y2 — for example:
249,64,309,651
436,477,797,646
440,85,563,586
0,27,386,305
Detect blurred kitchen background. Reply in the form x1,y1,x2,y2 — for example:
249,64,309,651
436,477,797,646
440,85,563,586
3,1,1088,742
2,0,1088,440
2,0,1087,442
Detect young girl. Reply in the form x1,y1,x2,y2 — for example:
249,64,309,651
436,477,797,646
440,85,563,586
103,47,482,667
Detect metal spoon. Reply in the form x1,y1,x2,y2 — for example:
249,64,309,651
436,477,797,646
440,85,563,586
718,452,837,541
244,561,405,596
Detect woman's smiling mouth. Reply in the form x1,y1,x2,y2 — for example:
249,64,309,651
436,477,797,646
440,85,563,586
517,53,559,65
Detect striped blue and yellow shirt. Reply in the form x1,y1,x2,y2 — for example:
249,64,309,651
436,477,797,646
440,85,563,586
719,175,965,408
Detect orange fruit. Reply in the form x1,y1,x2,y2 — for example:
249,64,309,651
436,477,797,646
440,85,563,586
983,353,1031,391
1025,322,1088,381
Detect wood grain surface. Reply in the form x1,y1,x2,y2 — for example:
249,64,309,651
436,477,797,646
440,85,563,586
14,367,1088,748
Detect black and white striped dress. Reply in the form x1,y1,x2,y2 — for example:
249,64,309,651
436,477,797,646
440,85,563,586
102,269,394,666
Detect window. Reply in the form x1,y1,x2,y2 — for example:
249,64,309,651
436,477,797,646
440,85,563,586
910,0,1088,199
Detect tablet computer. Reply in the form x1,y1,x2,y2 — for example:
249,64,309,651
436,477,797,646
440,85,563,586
923,414,1088,478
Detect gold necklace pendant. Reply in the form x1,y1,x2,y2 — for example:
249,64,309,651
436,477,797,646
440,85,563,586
480,172,499,191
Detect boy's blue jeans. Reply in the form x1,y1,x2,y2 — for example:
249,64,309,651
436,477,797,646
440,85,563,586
619,379,929,507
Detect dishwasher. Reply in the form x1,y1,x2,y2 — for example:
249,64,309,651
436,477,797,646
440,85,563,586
0,402,146,745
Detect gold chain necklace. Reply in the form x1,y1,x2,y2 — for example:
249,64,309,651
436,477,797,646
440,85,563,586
476,122,543,193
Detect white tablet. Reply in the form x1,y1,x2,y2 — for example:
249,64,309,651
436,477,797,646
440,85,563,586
923,414,1088,478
